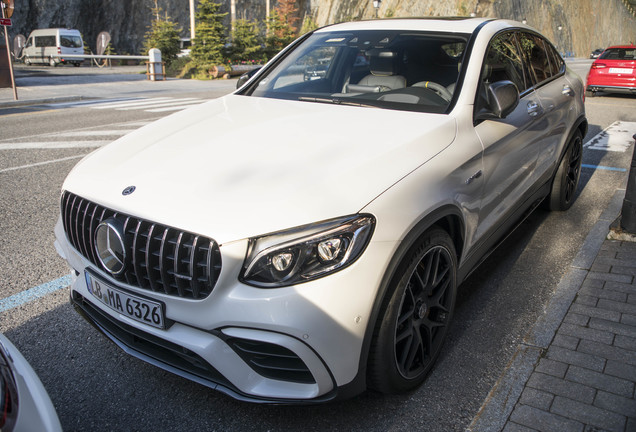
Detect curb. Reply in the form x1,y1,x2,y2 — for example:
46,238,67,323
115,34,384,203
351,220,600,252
0,95,88,109
467,189,626,432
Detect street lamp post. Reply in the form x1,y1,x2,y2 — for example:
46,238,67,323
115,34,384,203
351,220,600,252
373,0,381,18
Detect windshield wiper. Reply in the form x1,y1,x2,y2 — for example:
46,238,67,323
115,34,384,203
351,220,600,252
298,96,379,109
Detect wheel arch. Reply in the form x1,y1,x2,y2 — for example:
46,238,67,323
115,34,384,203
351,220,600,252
337,205,465,398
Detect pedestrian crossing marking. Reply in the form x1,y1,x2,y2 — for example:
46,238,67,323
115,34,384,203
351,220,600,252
45,97,208,113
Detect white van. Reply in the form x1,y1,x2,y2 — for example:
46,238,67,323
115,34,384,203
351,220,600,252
23,29,84,67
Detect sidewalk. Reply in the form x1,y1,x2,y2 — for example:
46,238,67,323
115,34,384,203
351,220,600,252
469,190,636,432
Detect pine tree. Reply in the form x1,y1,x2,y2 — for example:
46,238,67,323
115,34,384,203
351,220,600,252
191,0,228,70
230,19,264,63
142,6,181,66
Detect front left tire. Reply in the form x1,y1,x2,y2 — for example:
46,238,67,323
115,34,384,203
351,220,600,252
368,226,457,394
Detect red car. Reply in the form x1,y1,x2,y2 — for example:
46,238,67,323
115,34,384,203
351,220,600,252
586,44,636,96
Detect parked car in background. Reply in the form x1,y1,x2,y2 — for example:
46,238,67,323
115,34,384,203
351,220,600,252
0,333,62,432
590,48,604,59
55,18,586,403
23,28,84,67
586,44,636,96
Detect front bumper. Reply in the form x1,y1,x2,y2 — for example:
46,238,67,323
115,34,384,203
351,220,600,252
54,217,395,402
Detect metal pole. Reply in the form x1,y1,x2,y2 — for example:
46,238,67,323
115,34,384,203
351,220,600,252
231,0,236,33
1,3,17,100
189,0,195,41
619,134,636,233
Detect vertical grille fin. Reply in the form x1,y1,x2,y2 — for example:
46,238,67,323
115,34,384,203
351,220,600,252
60,191,221,300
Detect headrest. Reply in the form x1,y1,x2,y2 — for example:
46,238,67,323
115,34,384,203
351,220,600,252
368,49,398,76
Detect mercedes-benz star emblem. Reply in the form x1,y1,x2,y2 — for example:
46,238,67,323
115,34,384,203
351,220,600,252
94,219,127,276
122,186,136,196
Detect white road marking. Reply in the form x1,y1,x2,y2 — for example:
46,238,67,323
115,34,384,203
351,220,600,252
584,121,636,152
0,155,86,173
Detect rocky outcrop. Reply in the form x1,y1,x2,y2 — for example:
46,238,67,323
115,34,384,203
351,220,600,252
4,0,635,57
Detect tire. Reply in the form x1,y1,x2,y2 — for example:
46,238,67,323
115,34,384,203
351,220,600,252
49,57,57,67
24,57,31,66
547,130,583,211
368,227,457,394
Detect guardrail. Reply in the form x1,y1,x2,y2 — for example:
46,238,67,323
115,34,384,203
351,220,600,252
51,49,164,81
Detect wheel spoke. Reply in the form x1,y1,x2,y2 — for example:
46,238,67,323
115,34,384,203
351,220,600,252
401,325,423,374
392,241,456,380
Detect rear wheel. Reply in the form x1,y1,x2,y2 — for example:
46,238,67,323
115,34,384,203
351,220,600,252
49,57,57,67
547,130,583,211
368,227,457,393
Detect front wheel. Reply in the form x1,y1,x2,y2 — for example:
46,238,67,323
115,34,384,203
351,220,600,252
547,130,583,211
368,227,457,394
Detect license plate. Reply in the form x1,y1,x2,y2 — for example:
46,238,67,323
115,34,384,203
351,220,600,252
85,272,165,329
609,67,633,74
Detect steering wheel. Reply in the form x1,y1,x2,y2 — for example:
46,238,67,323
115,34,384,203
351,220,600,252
412,81,453,101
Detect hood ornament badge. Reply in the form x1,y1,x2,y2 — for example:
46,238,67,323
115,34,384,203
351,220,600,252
122,186,136,196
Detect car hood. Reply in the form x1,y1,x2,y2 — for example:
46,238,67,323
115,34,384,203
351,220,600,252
63,95,457,244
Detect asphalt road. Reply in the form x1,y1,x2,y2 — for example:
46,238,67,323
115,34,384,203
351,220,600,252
0,61,634,431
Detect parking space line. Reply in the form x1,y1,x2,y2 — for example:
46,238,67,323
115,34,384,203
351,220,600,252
0,275,72,313
581,164,627,172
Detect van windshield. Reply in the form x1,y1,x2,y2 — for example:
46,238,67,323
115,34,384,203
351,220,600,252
61,36,82,48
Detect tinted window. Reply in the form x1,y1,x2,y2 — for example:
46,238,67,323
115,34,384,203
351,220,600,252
600,48,636,60
61,36,82,48
34,36,56,47
480,31,527,92
518,33,552,85
545,42,564,76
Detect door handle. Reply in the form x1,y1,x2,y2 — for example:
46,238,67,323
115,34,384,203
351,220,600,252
527,101,540,117
562,85,574,96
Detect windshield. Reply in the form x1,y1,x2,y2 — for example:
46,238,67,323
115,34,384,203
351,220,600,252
245,30,469,114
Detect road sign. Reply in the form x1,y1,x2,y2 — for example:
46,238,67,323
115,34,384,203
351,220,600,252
0,18,11,26
1,0,14,19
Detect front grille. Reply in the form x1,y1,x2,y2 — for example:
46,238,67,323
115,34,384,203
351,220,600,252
61,191,221,299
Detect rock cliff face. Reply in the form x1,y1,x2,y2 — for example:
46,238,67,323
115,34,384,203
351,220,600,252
4,0,636,58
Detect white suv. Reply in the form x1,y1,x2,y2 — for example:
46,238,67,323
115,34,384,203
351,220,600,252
55,18,586,403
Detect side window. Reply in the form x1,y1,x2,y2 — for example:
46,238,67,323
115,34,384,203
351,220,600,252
545,41,565,76
34,36,56,47
518,33,552,85
481,32,527,92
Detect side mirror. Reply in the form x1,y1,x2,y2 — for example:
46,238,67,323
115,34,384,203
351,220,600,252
475,80,520,120
236,67,262,89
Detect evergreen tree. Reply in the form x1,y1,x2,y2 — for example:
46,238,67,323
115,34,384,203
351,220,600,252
142,6,180,66
230,19,263,63
191,0,228,70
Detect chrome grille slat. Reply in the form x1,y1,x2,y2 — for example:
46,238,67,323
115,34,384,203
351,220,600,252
60,191,221,300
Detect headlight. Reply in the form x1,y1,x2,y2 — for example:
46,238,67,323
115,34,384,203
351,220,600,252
240,214,375,288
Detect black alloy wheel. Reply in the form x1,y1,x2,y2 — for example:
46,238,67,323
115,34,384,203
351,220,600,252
547,130,583,211
369,227,457,393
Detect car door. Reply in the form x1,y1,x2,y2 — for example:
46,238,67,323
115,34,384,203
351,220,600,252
472,30,545,242
517,32,574,183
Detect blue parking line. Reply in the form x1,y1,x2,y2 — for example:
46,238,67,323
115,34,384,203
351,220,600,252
0,275,73,313
582,164,627,172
